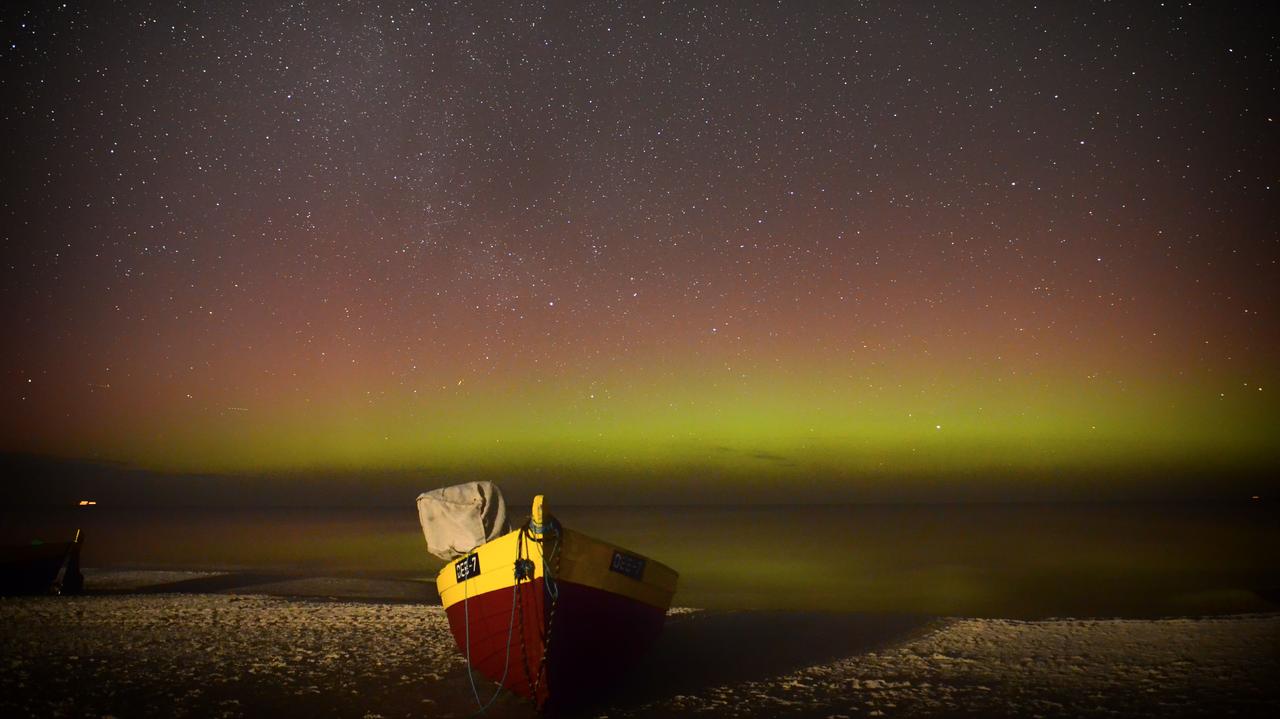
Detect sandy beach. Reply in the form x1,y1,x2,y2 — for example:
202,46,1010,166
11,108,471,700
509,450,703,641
2,570,1276,718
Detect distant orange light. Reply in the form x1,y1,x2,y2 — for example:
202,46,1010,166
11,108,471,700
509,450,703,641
1252,495,1261,500
78,500,97,506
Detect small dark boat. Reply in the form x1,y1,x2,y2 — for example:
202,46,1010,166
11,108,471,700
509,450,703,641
0,529,84,595
418,486,677,712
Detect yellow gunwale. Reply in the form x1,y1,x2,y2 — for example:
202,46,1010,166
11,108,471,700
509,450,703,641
437,524,677,612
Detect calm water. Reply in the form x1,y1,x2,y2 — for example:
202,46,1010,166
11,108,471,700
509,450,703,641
5,502,1277,618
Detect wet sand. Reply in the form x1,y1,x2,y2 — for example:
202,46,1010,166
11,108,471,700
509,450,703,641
1,570,1277,718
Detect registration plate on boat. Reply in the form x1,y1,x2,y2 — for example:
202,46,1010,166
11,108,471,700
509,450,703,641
455,553,481,582
609,551,646,581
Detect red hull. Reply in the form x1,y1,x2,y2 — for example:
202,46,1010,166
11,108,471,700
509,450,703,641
444,577,666,708
445,576,550,703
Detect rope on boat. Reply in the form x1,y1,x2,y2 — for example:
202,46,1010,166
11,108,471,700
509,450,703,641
530,519,561,710
516,524,538,705
462,527,527,716
460,515,561,715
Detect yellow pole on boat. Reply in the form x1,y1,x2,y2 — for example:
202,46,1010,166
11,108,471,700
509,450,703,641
531,495,545,536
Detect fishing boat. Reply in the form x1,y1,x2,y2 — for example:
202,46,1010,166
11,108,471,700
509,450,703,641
417,483,677,711
0,529,84,596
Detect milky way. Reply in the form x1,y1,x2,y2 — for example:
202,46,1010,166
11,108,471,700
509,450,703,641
2,2,1276,499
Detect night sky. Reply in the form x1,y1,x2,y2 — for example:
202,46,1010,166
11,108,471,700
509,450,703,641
2,2,1277,501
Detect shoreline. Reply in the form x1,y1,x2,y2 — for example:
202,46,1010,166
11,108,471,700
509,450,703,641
80,568,443,604
74,567,1280,619
2,570,1277,717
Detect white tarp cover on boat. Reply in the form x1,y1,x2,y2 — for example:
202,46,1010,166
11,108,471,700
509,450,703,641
416,481,511,560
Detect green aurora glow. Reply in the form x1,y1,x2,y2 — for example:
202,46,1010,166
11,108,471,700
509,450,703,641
3,3,1277,500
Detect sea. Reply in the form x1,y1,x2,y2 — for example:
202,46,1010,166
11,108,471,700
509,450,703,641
4,502,1277,618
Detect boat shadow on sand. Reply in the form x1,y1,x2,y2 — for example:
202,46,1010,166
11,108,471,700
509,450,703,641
588,610,933,714
430,609,934,718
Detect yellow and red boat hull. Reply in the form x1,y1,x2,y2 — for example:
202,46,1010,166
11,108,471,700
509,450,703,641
437,520,677,709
